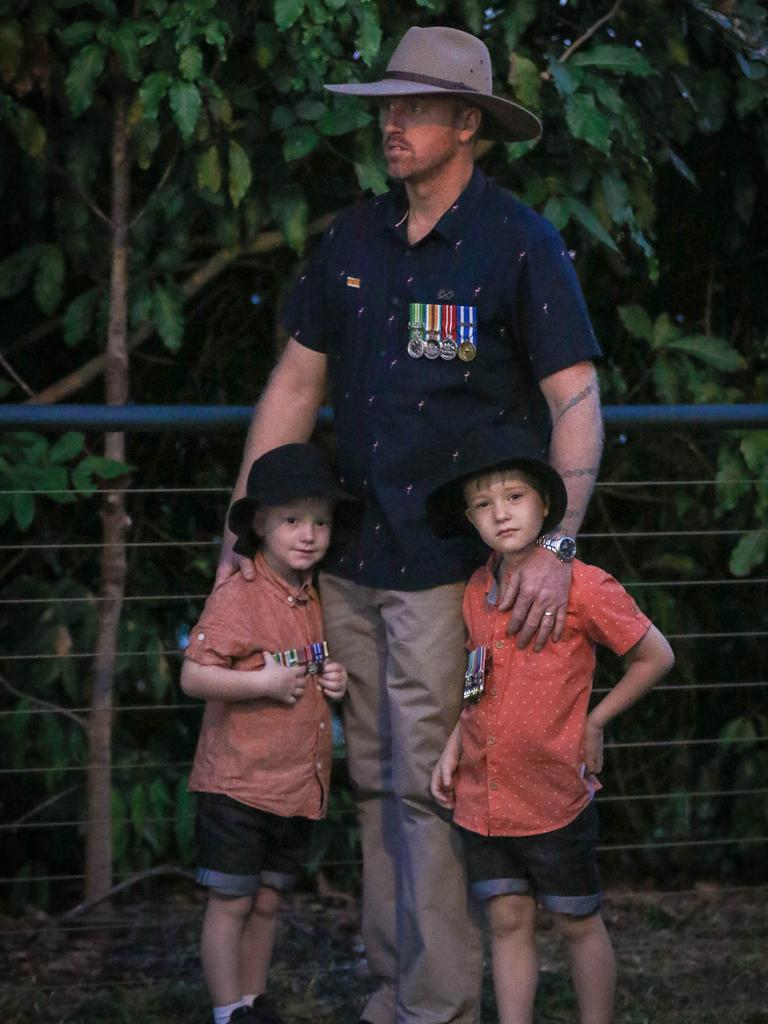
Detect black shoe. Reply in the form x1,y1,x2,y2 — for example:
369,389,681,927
231,995,286,1024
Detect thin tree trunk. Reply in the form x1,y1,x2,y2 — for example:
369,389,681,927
85,91,131,904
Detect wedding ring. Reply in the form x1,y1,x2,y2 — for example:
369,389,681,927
543,610,555,617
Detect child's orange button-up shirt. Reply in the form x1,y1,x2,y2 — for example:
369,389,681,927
185,552,332,819
454,557,651,838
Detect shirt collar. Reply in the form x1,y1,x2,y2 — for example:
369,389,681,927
484,551,503,606
255,550,314,604
383,166,488,245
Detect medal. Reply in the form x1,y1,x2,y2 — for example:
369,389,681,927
273,640,330,675
463,645,488,703
424,303,441,358
440,304,458,359
407,333,426,358
457,305,477,361
408,303,426,358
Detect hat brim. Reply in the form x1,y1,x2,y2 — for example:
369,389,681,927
324,81,541,142
427,457,567,540
228,483,359,560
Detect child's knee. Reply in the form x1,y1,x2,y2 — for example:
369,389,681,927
552,908,604,942
487,894,536,939
206,890,255,921
252,884,283,918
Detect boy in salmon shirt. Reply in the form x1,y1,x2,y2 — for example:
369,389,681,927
182,444,351,1024
427,426,674,1024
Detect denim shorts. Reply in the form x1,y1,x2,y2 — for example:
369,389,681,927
458,802,601,917
195,791,313,896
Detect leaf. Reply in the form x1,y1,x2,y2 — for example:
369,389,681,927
317,97,372,136
130,783,147,840
570,44,654,76
111,23,142,81
741,432,768,475
79,455,132,478
175,781,195,861
600,172,632,226
34,245,65,315
63,288,100,347
139,70,172,120
0,19,24,79
665,149,698,188
714,445,751,515
354,155,388,195
0,245,44,298
548,59,582,96
664,335,746,371
355,5,382,65
542,195,570,231
197,145,222,193
274,0,305,31
13,492,34,531
274,191,309,253
179,44,203,81
14,107,47,156
283,124,319,162
651,312,679,349
65,43,107,116
564,92,611,153
168,80,201,140
208,96,232,125
49,432,85,464
565,197,619,252
730,531,766,576
59,21,95,47
509,54,541,111
228,139,252,208
152,283,184,351
652,355,678,403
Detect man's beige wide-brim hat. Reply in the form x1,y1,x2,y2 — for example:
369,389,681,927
325,26,542,142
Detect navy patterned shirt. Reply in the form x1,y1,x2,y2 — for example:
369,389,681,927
281,168,601,591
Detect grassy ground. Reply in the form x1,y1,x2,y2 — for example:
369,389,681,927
2,886,767,1023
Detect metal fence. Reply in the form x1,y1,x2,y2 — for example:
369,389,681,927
1,403,767,1007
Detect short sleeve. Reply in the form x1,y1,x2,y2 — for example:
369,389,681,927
183,586,266,669
513,229,602,381
577,568,651,656
280,220,340,353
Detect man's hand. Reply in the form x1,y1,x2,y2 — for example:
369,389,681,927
497,546,572,650
214,528,256,589
318,660,348,700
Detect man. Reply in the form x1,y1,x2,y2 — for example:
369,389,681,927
217,25,603,1024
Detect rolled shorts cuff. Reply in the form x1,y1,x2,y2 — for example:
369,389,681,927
470,877,531,902
260,869,298,892
196,867,260,896
539,891,602,917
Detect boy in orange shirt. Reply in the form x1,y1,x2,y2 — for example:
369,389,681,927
182,444,351,1024
427,426,674,1024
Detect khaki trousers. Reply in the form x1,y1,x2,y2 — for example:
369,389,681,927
319,574,483,1024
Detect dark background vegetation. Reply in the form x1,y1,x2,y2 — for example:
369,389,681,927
0,7,766,1014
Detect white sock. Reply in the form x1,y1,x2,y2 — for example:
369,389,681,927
213,1000,246,1024
241,994,258,1006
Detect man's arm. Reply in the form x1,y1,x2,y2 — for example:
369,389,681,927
215,338,328,586
498,360,603,649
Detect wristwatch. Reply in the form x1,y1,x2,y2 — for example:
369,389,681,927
535,532,577,563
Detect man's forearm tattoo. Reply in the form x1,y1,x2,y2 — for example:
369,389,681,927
554,383,598,424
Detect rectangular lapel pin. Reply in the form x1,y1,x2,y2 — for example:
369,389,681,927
346,276,361,288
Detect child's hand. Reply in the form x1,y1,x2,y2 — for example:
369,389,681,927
318,660,348,700
583,719,604,774
430,741,460,810
260,664,308,706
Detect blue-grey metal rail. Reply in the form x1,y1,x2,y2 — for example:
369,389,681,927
0,403,766,432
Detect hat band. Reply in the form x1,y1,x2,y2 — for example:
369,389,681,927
383,70,482,94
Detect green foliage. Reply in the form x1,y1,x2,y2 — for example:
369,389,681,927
1,0,767,904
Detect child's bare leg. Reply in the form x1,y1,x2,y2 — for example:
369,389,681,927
487,893,539,1024
239,885,282,998
553,910,615,1024
200,891,254,1005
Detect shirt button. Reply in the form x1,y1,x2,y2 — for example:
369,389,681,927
316,760,322,769
287,596,295,604
392,296,400,305
490,782,498,791
487,736,496,746
491,688,498,697
196,632,205,641
319,722,325,730
494,640,504,649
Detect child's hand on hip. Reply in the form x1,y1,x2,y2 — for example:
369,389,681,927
318,660,348,700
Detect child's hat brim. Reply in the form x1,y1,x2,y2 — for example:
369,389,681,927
426,426,568,539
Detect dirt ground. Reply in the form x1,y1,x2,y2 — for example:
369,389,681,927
1,885,766,1023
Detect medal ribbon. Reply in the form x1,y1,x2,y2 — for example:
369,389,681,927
442,304,456,340
272,640,329,672
458,305,477,353
426,303,441,336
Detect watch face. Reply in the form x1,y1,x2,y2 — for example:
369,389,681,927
558,537,577,561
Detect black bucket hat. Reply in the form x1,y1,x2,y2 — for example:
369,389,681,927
228,443,356,558
426,425,567,539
